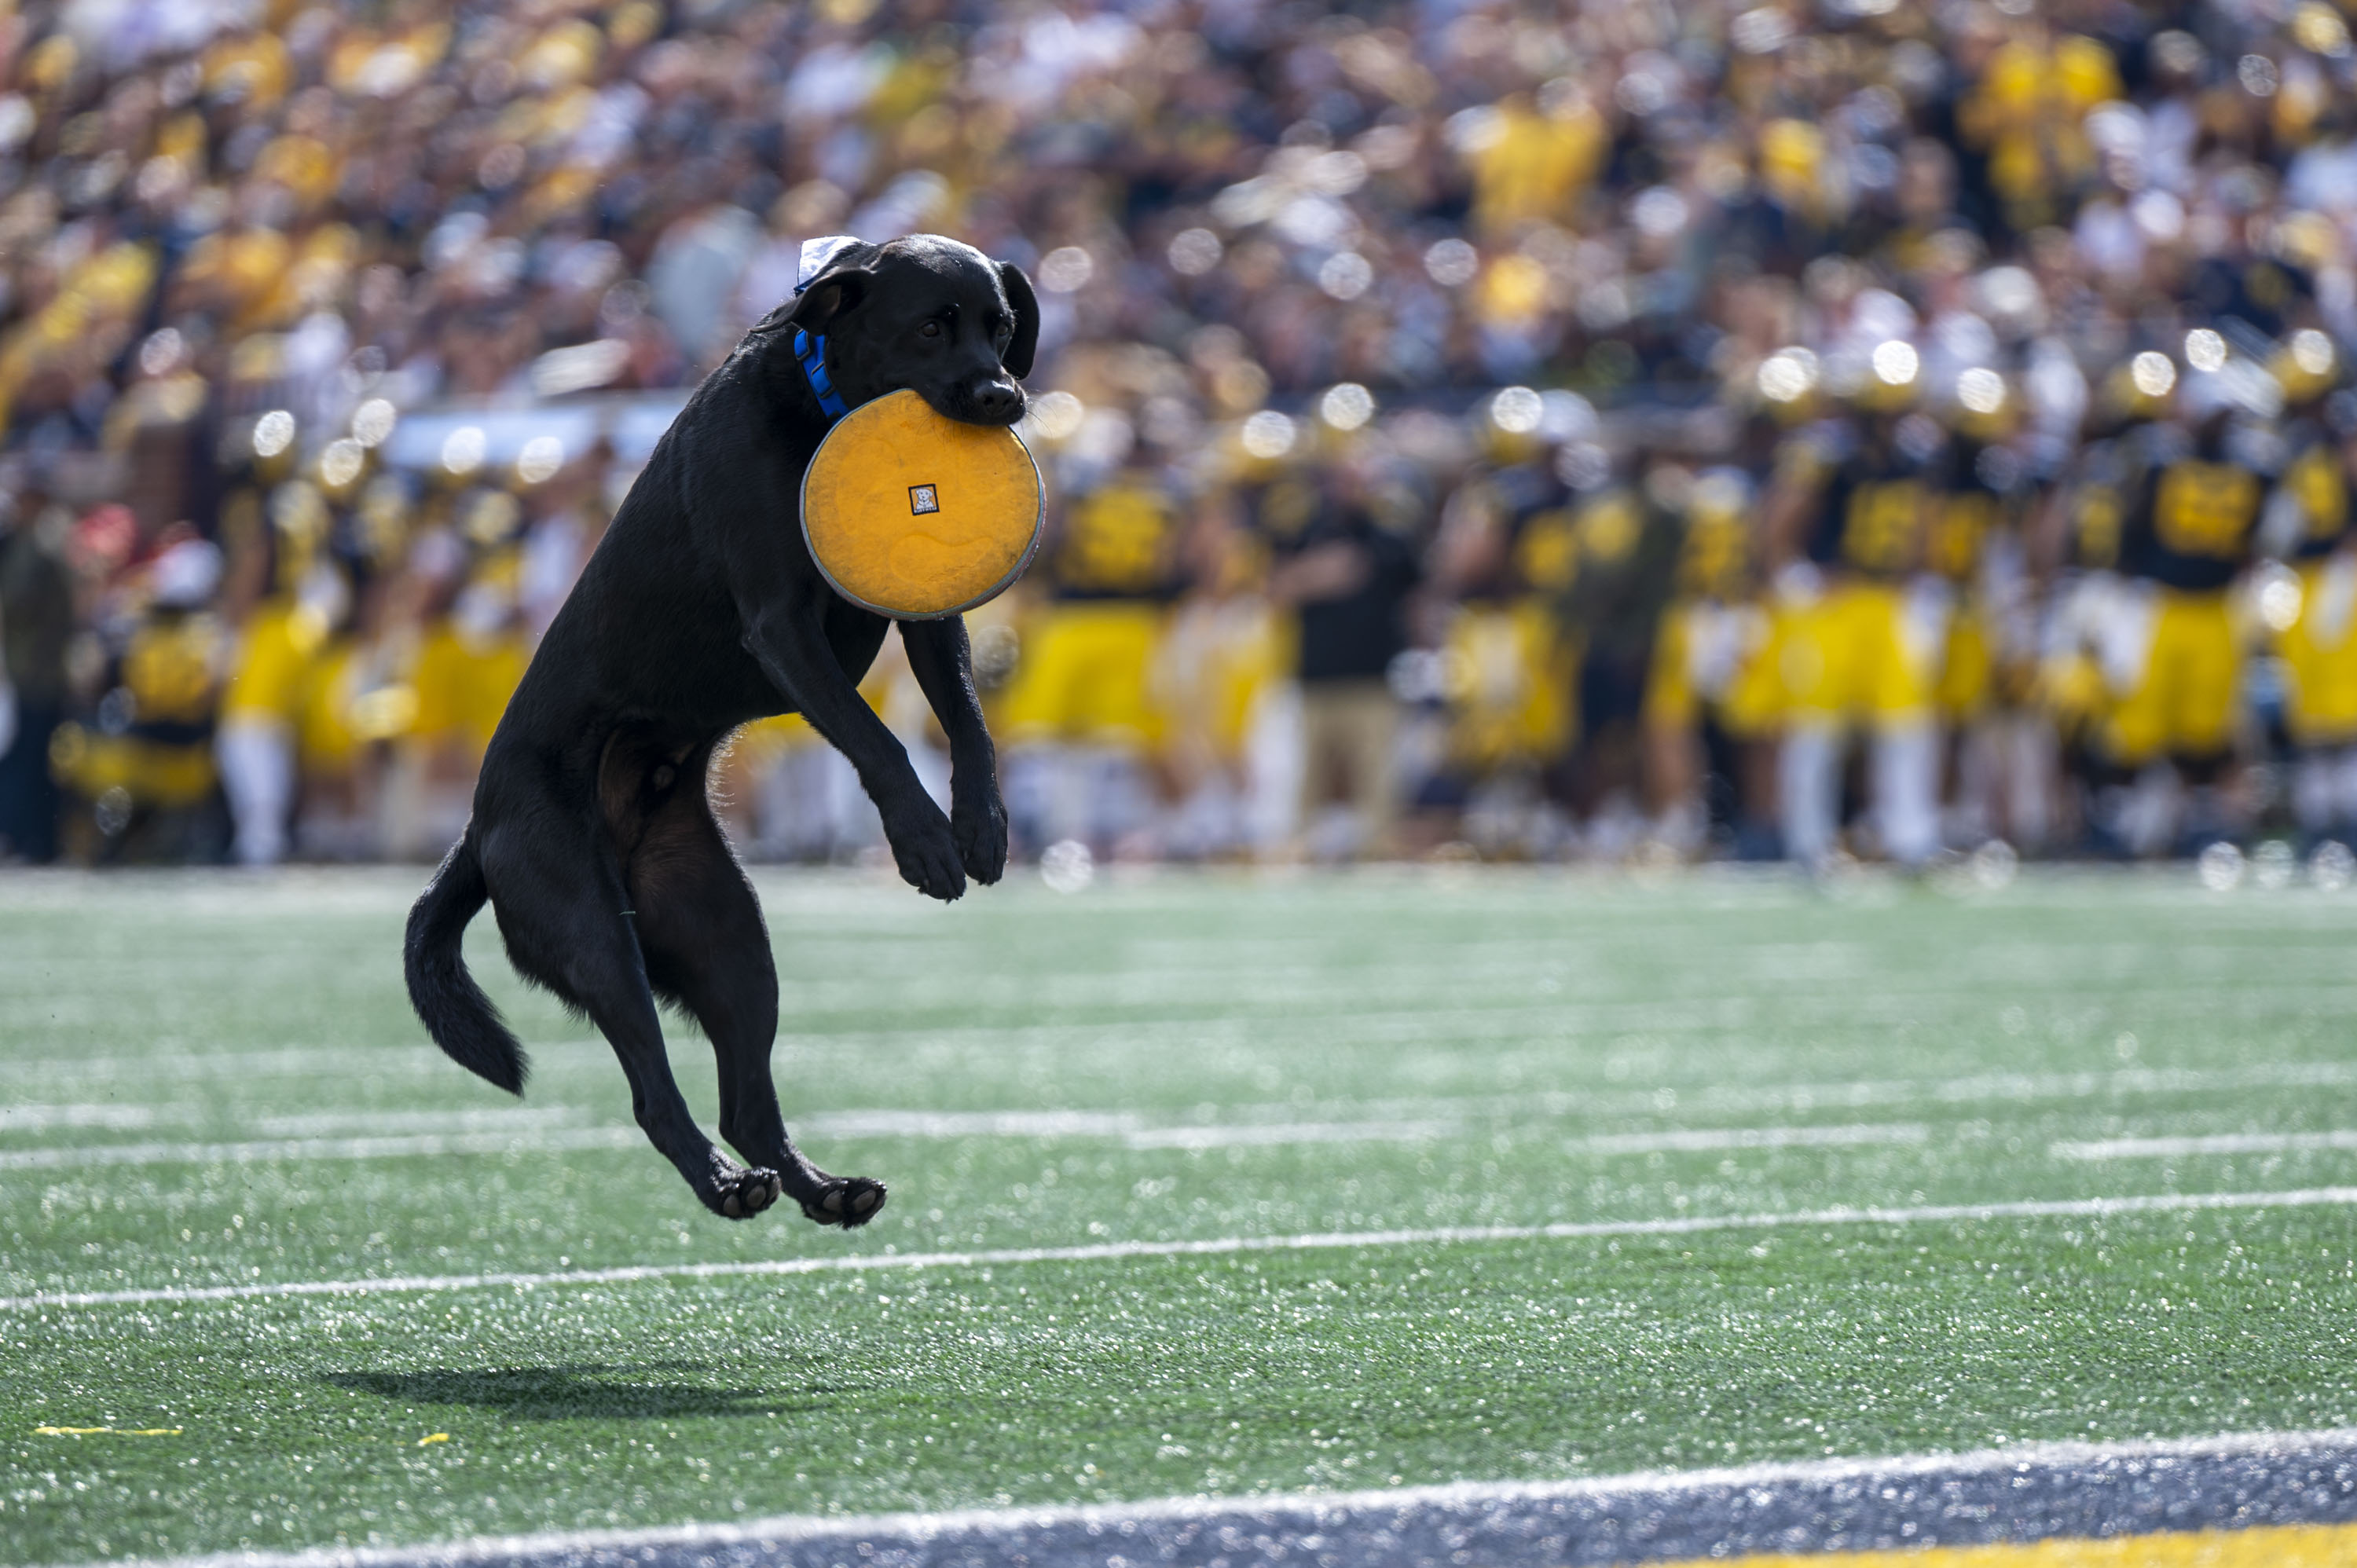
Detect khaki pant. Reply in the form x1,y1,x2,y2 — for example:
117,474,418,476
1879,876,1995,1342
1297,678,1399,856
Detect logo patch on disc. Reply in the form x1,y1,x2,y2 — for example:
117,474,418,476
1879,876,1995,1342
908,483,940,515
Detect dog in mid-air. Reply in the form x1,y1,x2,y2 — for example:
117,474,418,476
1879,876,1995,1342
405,235,1037,1229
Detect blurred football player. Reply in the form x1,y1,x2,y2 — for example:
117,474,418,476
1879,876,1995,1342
2072,350,2268,852
53,537,229,861
1644,466,1775,857
1428,456,1577,855
1931,369,2047,852
997,460,1178,856
1556,452,1688,858
2260,334,2357,844
1759,342,1943,870
216,478,340,865
1155,496,1285,859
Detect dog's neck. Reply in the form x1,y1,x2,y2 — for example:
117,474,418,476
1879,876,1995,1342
746,319,857,431
791,328,849,423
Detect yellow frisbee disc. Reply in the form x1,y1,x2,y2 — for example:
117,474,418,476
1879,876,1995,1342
801,388,1044,619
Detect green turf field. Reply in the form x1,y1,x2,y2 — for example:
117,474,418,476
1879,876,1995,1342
4,866,2356,1562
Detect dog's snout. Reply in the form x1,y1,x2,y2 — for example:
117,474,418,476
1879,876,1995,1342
969,379,1025,424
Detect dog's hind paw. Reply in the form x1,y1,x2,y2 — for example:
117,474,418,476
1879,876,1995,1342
800,1176,888,1229
715,1167,784,1220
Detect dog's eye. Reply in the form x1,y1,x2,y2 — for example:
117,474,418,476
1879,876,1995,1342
919,320,943,339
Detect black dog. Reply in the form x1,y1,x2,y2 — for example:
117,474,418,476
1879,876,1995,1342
404,235,1037,1229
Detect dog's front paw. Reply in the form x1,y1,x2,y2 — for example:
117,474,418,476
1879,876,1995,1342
885,802,966,902
800,1176,888,1229
953,793,1008,885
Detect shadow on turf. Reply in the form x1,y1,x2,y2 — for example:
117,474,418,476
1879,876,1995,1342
324,1365,828,1420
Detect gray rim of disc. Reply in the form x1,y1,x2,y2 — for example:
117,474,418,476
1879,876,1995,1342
799,405,1045,621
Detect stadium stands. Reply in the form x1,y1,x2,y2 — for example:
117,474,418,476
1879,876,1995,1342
0,0,2351,870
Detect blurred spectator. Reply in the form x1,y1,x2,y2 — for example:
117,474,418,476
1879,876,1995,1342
0,482,72,861
1267,456,1420,859
50,533,229,861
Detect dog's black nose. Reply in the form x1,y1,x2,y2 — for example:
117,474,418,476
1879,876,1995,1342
970,380,1025,423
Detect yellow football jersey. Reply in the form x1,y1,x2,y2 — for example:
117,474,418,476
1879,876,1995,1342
2284,440,2351,558
1051,477,1174,599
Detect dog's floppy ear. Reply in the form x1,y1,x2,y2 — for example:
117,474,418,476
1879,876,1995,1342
788,268,874,332
998,261,1039,379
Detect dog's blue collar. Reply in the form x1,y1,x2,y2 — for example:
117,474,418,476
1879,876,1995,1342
793,328,849,422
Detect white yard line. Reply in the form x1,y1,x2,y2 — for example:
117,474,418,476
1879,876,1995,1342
10,1044,2353,1130
1127,1118,1930,1154
0,1103,161,1132
0,1100,2330,1174
0,1112,1460,1168
3,1053,2348,1174
251,1108,585,1137
0,1045,602,1084
2055,1130,2357,1160
56,1424,2357,1568
1567,1122,1928,1155
0,1127,643,1171
8,1184,2353,1313
808,1109,1142,1138
1124,1119,1457,1149
0,1112,1925,1167
1699,1058,2357,1113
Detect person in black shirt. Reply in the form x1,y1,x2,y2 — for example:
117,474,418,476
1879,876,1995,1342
1268,461,1422,859
0,485,75,863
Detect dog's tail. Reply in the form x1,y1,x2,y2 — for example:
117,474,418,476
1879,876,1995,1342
404,829,526,1094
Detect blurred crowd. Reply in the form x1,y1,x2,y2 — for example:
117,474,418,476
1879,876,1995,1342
5,0,2357,872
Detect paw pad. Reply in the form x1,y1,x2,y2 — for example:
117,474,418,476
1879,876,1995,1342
803,1178,888,1229
717,1168,783,1220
